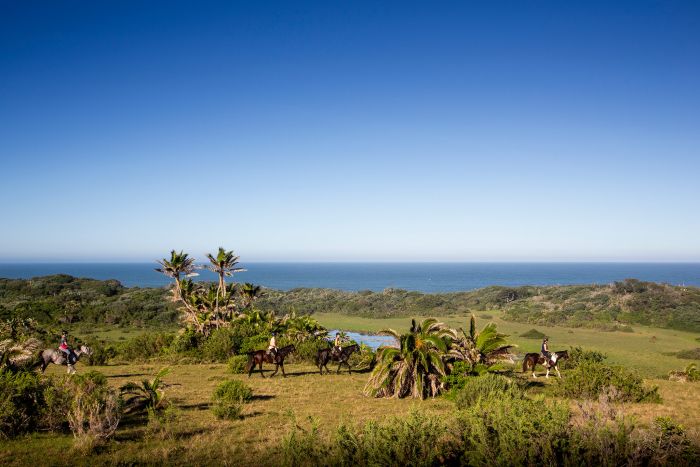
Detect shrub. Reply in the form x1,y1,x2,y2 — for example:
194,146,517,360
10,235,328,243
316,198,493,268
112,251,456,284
200,327,240,362
479,314,493,320
227,355,249,374
114,332,174,361
450,373,523,408
669,363,700,382
555,362,660,402
66,371,122,452
212,380,252,420
83,342,116,366
676,348,700,360
520,328,545,339
561,346,607,369
456,391,570,466
283,338,327,364
40,376,73,432
169,328,202,354
239,334,269,355
280,410,455,466
0,369,45,437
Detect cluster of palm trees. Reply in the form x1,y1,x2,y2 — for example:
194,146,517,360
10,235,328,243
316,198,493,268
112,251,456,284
364,316,514,399
156,248,262,336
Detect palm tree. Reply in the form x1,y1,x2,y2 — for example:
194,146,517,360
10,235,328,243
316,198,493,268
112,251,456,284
155,250,198,301
120,367,171,412
240,283,263,310
206,247,246,300
364,318,452,399
448,315,515,374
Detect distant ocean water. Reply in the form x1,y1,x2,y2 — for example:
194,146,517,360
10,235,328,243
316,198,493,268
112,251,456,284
1,263,699,293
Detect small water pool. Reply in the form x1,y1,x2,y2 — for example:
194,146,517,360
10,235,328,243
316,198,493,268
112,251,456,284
327,330,397,351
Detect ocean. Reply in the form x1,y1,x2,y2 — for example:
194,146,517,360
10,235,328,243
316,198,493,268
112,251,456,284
1,262,699,293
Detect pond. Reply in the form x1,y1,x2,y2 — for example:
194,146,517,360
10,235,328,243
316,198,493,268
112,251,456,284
327,330,398,351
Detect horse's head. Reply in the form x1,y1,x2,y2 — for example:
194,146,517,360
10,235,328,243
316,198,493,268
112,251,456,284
556,350,569,360
78,345,92,355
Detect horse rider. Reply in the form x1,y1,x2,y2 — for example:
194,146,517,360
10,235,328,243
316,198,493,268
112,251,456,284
541,336,551,363
59,330,75,364
332,332,342,357
267,331,278,359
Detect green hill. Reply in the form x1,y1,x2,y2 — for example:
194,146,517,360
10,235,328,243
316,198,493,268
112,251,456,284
1,275,699,333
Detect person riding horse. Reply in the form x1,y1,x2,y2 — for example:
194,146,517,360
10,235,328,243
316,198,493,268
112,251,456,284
59,331,76,364
541,337,551,363
331,332,342,357
267,332,278,359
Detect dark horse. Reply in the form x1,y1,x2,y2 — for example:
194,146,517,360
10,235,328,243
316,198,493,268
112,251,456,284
245,344,295,378
316,344,359,375
522,350,569,378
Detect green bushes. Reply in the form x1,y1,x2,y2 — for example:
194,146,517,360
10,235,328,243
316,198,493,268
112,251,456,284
456,390,570,465
450,373,523,409
280,410,454,466
561,346,607,369
0,370,45,437
211,380,253,420
227,355,249,374
200,328,239,362
66,371,123,452
520,328,545,339
555,362,660,402
113,332,174,361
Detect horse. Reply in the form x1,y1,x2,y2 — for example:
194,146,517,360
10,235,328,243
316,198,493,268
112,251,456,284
245,344,295,378
39,345,92,375
316,344,359,375
522,350,569,378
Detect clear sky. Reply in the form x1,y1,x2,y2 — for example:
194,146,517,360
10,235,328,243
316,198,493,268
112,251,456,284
1,1,699,262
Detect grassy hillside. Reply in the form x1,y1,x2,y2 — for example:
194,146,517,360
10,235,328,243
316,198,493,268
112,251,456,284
2,275,700,333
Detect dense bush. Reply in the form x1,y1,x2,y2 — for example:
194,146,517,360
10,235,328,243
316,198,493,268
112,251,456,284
212,380,252,420
239,334,270,355
281,410,454,466
555,362,660,402
520,328,545,339
283,338,328,364
66,371,123,452
113,332,175,361
200,328,239,362
83,341,116,366
561,346,607,369
227,355,249,374
168,329,202,354
0,369,45,437
449,373,523,408
456,390,570,465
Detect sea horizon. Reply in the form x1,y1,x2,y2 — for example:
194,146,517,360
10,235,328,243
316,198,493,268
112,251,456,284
2,261,699,293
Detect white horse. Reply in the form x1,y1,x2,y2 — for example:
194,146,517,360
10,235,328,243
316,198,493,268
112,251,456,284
39,345,92,374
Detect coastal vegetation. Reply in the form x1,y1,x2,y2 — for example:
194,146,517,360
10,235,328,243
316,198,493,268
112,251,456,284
2,276,700,334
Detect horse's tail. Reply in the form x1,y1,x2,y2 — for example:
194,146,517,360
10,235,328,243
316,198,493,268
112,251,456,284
522,355,530,373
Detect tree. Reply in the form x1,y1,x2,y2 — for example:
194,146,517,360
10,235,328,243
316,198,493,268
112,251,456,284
155,250,198,301
206,247,245,300
448,315,515,374
364,318,452,399
240,283,263,310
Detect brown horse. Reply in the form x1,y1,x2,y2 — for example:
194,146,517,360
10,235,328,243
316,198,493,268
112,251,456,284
522,350,568,378
245,344,295,378
316,344,359,375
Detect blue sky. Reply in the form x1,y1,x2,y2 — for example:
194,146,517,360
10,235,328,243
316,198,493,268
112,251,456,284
1,1,699,262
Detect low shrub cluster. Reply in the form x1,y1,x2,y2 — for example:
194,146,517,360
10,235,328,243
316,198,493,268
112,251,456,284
560,345,607,369
275,382,697,466
555,361,660,402
519,328,545,339
449,373,523,408
676,348,700,360
212,380,253,420
227,355,249,374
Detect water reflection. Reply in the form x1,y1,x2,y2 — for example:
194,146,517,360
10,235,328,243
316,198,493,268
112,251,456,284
327,330,398,351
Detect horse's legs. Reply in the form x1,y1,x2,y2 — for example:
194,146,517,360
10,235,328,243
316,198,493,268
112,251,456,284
555,365,561,378
281,363,286,378
545,367,550,378
271,363,279,377
259,361,265,378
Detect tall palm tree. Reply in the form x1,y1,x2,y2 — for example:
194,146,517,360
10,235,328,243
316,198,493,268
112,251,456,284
364,318,452,399
206,247,246,299
155,250,198,301
449,315,515,373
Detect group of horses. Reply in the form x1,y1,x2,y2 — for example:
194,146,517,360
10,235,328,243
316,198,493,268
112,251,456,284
38,342,569,380
244,343,360,378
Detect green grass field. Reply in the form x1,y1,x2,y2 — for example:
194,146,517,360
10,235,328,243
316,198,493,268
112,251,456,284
315,311,700,378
